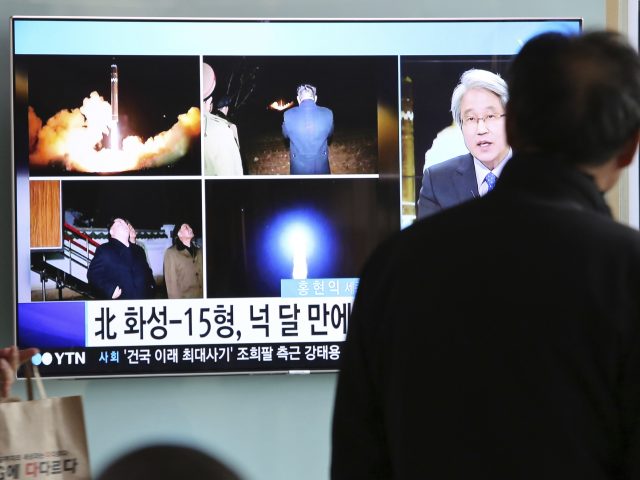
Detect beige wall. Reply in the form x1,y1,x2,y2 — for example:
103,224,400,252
605,0,638,223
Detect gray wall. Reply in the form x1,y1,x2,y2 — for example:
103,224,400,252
0,1,606,478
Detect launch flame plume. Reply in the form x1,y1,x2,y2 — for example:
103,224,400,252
28,91,200,173
268,99,294,111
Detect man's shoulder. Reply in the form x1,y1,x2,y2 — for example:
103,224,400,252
164,245,183,257
90,240,121,265
297,102,332,115
313,105,333,121
572,209,640,250
426,153,472,175
96,240,117,252
131,243,146,255
208,113,233,127
283,106,299,119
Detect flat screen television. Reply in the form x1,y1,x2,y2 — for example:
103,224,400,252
11,17,581,378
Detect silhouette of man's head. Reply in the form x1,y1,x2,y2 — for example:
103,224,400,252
507,31,640,167
97,444,241,480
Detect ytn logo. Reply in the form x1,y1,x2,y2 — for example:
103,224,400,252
32,351,86,366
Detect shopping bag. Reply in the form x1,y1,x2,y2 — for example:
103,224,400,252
0,365,91,479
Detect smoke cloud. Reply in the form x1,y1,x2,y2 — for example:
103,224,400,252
29,91,200,173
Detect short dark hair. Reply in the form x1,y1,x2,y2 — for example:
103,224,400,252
506,30,640,166
97,444,241,480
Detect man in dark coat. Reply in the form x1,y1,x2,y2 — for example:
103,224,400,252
87,218,156,300
332,31,640,479
282,83,334,175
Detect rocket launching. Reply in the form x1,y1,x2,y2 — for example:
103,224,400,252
28,61,201,173
110,64,120,150
111,64,118,123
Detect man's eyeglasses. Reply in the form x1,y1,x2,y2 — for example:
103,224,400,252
462,113,506,129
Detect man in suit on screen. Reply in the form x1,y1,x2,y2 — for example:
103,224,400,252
332,31,640,479
282,84,334,175
417,69,511,218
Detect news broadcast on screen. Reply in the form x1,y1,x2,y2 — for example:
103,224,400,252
11,17,580,377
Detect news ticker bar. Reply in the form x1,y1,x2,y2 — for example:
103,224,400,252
26,343,343,377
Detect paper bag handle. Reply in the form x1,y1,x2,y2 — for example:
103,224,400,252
25,363,48,400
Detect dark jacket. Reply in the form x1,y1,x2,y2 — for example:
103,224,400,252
282,99,334,175
332,153,640,479
87,239,156,300
417,153,478,218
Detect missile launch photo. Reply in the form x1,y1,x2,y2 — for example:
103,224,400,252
19,54,202,176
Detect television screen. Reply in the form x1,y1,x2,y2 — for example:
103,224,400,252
11,17,581,378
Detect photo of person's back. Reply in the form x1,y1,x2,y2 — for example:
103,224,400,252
332,30,640,480
282,84,334,175
199,55,394,176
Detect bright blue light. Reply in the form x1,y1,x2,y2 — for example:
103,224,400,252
258,207,336,286
281,222,314,279
281,222,314,259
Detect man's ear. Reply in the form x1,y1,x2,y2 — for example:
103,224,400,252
616,129,640,168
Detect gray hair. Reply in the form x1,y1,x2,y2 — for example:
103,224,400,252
450,69,508,127
297,84,317,100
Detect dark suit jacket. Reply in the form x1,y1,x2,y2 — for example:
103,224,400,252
417,153,478,219
332,153,640,479
87,239,156,300
282,99,334,174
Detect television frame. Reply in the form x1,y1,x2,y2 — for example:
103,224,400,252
11,17,582,378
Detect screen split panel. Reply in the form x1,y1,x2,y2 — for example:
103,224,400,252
11,17,581,378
